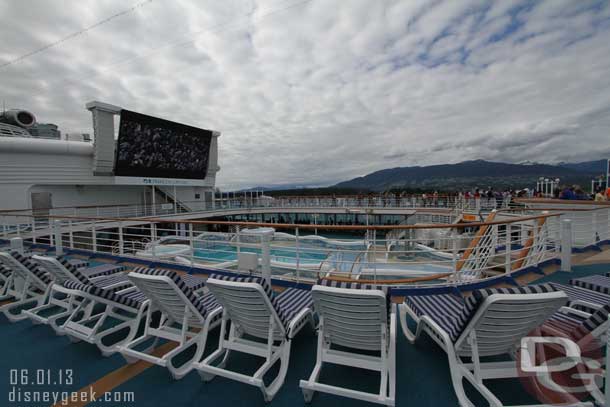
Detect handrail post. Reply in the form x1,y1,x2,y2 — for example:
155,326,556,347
118,221,124,255
294,228,300,283
2,216,6,238
189,223,195,268
53,219,63,256
31,217,37,244
560,219,572,272
91,221,97,252
68,220,74,249
260,229,273,287
505,223,511,274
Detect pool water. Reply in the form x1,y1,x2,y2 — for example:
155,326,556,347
193,244,331,264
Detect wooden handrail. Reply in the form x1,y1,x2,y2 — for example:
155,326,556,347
455,211,497,271
511,217,547,271
0,212,562,231
319,272,454,285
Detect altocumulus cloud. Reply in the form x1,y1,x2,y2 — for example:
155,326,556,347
1,0,609,189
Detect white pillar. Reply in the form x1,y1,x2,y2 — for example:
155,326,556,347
260,229,273,287
561,219,572,272
152,185,156,216
10,237,24,254
53,219,63,256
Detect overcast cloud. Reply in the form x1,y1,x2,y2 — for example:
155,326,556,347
1,0,610,189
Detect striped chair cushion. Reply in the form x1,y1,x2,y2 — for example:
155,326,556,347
68,259,90,269
91,273,132,291
131,267,210,316
193,291,223,319
550,283,610,313
578,303,610,338
208,273,313,330
570,275,610,295
405,293,470,342
0,265,10,277
62,280,144,309
274,288,313,331
208,273,275,298
58,257,89,284
545,311,587,335
9,250,53,285
471,283,558,306
77,263,126,279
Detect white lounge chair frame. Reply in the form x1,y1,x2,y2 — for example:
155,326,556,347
300,285,396,406
118,272,220,379
57,283,150,356
0,251,53,322
196,278,314,402
23,255,127,333
399,291,570,407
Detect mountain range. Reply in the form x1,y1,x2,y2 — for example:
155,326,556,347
331,159,607,192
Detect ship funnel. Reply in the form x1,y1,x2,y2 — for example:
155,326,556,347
0,109,37,128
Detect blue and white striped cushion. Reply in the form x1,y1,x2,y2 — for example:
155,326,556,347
0,265,10,277
179,273,207,291
207,273,312,330
92,273,132,290
208,273,275,298
10,250,52,285
570,275,610,295
471,283,558,305
274,288,312,329
545,311,587,334
77,263,126,279
131,267,210,317
405,293,469,342
58,257,89,284
550,283,610,312
68,259,89,269
62,280,143,309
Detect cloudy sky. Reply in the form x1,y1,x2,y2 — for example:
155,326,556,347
1,0,610,189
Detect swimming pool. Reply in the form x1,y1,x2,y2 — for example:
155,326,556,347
193,243,331,265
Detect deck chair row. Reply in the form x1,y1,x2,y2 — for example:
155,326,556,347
2,248,608,406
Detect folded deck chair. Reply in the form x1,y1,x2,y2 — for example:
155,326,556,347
57,267,208,357
0,251,54,322
399,284,568,407
299,280,396,406
117,268,220,379
196,275,314,402
22,255,130,330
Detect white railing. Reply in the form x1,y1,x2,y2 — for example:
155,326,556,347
0,209,567,288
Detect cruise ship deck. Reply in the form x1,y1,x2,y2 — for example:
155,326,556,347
1,242,610,407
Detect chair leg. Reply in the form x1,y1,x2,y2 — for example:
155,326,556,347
167,332,208,380
260,340,292,402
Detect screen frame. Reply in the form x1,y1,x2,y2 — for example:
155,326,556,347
113,109,213,180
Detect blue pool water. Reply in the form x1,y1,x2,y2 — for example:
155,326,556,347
193,244,332,264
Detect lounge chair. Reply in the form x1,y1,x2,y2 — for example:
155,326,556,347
117,268,221,379
570,275,610,295
0,250,54,322
196,275,314,402
544,283,610,351
299,280,396,406
22,255,130,330
399,284,568,407
54,267,208,357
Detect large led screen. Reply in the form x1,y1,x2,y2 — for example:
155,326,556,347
114,109,212,180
